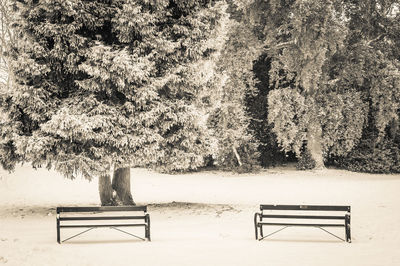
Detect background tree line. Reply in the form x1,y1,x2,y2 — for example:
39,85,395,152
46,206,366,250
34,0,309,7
0,0,399,205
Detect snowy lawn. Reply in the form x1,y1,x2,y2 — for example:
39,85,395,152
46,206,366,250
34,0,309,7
0,165,399,266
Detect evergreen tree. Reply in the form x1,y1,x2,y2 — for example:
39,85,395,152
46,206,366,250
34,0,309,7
266,0,368,168
0,0,225,205
263,0,399,171
332,0,400,173
205,2,262,171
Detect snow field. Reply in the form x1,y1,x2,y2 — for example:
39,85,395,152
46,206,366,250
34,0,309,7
0,165,399,266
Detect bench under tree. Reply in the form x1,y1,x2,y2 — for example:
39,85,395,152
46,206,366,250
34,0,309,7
56,206,151,243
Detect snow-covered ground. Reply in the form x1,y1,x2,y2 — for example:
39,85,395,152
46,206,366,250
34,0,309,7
0,165,399,266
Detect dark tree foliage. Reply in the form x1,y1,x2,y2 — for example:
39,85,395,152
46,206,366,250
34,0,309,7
331,113,400,173
247,53,295,167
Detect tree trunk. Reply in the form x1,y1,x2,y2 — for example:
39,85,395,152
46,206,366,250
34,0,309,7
112,167,135,206
98,174,114,206
98,168,135,206
307,122,325,169
232,146,243,166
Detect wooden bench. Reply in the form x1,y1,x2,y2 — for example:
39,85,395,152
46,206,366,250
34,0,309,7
254,204,351,242
56,206,150,243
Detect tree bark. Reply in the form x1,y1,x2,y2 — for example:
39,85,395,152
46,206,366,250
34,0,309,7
98,174,114,206
306,122,325,169
98,168,135,206
232,146,242,166
112,167,135,206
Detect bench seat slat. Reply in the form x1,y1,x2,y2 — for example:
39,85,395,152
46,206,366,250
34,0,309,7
258,222,345,227
60,224,148,228
260,205,350,212
57,206,147,213
261,214,345,220
59,216,146,221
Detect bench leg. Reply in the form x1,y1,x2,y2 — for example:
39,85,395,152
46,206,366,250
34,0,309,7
145,214,151,241
345,214,351,243
254,213,264,240
254,213,259,240
56,218,60,244
259,213,264,239
145,226,151,241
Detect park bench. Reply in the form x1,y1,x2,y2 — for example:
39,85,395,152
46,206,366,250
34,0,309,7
254,204,351,242
56,206,151,243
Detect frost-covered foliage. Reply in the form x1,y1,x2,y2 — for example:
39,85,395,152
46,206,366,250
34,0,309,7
268,88,307,156
370,61,400,138
268,87,367,159
264,0,398,172
331,0,400,172
251,0,400,172
2,0,399,176
267,0,347,93
204,2,262,170
266,0,349,167
0,0,226,178
318,91,367,157
337,132,400,174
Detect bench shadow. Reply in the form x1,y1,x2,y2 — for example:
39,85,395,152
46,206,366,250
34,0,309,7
258,238,344,243
63,239,147,245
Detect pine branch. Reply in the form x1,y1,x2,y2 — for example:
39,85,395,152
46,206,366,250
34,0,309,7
264,39,297,51
365,34,384,47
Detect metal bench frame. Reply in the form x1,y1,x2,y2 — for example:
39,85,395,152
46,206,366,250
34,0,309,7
254,204,351,242
56,206,151,243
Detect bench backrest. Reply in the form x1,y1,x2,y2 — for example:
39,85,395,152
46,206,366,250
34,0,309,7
260,204,350,212
57,206,147,214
